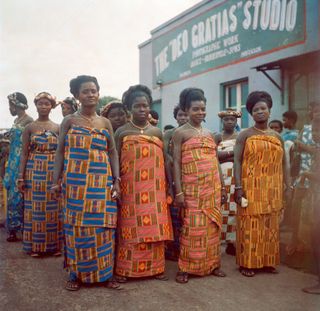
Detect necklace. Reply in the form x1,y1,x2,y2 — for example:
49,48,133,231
253,126,269,134
187,122,203,134
130,120,150,134
77,111,97,123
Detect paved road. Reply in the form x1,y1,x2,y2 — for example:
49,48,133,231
0,228,319,311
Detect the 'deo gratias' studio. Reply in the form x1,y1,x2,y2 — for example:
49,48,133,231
139,0,319,130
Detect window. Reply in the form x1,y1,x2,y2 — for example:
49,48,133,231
222,79,249,129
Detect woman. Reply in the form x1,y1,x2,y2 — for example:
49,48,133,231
52,75,121,291
60,97,79,117
163,105,188,260
100,100,128,132
217,109,242,256
173,88,227,284
115,84,173,282
234,91,290,277
4,92,33,242
18,92,62,257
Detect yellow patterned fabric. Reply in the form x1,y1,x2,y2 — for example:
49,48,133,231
236,134,283,269
239,135,283,216
178,135,222,275
116,135,172,278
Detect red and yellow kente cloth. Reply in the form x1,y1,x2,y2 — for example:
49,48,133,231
116,135,173,278
236,135,283,269
179,135,222,276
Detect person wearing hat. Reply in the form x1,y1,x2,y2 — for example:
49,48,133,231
60,97,79,117
3,92,33,242
18,92,62,257
217,108,242,256
233,91,290,277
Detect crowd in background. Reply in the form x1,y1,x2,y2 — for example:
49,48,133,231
0,75,319,295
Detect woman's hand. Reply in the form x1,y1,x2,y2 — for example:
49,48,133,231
50,184,62,200
221,188,227,205
234,188,244,205
111,181,121,202
175,193,185,209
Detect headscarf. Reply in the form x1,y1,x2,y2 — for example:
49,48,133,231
34,92,57,107
7,92,28,110
218,108,242,119
100,100,124,117
246,91,272,115
60,97,79,113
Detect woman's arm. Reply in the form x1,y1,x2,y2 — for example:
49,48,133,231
172,130,184,207
233,131,247,205
17,124,32,192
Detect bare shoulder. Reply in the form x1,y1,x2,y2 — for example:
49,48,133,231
236,128,251,144
150,126,162,139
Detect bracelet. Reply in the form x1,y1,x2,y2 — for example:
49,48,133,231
175,192,184,197
221,186,226,190
17,178,24,182
234,186,242,190
113,177,121,182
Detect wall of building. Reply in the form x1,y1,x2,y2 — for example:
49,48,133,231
139,0,319,131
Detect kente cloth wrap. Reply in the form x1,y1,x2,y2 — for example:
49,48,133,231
178,135,222,276
239,135,283,216
63,126,117,228
236,134,283,269
23,131,63,253
116,135,172,277
64,224,115,283
218,138,237,244
63,126,117,283
3,125,25,233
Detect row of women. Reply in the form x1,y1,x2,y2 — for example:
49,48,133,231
4,75,289,291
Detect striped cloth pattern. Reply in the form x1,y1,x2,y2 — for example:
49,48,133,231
178,135,222,275
63,126,117,283
23,131,63,253
237,134,283,269
116,135,172,277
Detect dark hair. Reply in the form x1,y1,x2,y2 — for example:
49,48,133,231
283,110,298,123
14,92,27,106
150,110,159,120
164,124,175,131
246,91,272,115
69,75,100,97
101,102,128,118
7,92,28,109
173,105,181,119
62,97,78,112
179,88,206,112
269,119,283,131
122,84,152,111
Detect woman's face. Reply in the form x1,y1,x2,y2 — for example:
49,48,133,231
61,103,74,117
176,109,188,126
187,100,206,125
131,96,150,123
77,82,99,107
222,115,237,132
36,98,52,117
9,102,17,116
107,107,127,131
251,101,270,123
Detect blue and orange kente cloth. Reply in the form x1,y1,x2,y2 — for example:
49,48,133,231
179,134,222,276
23,131,63,253
63,126,117,283
236,135,283,269
116,135,173,278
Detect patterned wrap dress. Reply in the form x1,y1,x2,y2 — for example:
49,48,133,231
178,135,222,276
116,135,173,278
3,125,25,233
236,135,283,269
63,126,117,283
23,131,63,253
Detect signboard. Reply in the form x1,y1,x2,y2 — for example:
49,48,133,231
152,0,305,86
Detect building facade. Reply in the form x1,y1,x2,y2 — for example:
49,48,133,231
139,0,319,131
